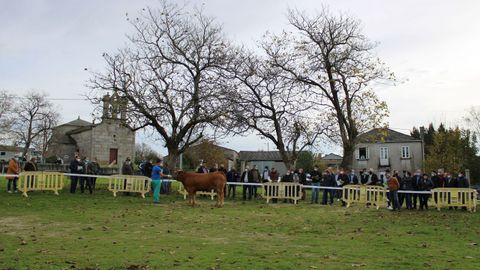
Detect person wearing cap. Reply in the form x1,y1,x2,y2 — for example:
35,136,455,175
6,157,20,193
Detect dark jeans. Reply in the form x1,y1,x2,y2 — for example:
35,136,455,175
161,181,171,194
252,185,258,199
399,192,405,207
7,178,18,191
322,189,333,205
390,190,400,210
311,182,320,203
404,193,413,209
413,193,419,209
80,177,93,194
419,194,429,210
70,176,78,193
242,184,252,200
91,177,97,190
228,184,237,198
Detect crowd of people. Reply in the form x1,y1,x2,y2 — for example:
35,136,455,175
4,155,474,211
221,164,473,210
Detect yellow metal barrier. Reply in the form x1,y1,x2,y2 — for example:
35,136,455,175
432,188,477,212
18,171,64,197
177,181,216,200
342,185,387,209
108,175,151,198
264,183,302,204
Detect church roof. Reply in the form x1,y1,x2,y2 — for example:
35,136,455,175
58,117,92,128
67,125,96,135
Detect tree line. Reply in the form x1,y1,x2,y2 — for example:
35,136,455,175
88,1,393,171
411,123,480,181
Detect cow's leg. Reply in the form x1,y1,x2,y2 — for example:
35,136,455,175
192,193,196,207
218,185,225,207
188,192,193,206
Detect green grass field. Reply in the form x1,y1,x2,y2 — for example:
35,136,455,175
0,178,479,270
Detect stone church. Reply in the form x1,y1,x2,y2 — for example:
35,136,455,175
47,92,135,166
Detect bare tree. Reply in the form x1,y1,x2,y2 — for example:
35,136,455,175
89,2,237,170
230,51,326,169
135,142,161,164
10,91,59,159
263,7,393,169
0,90,13,143
465,107,480,137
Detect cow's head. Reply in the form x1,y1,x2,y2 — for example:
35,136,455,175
174,170,185,181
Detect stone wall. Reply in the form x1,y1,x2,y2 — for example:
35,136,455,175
90,119,135,168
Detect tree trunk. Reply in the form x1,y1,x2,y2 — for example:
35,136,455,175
278,150,295,171
165,146,180,173
341,141,355,170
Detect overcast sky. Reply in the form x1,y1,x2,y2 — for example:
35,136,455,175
1,0,479,155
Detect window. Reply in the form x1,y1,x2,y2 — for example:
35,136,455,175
0,152,5,156
401,146,410,159
380,147,388,159
358,147,369,160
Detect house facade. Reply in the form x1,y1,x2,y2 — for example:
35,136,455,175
352,128,423,175
320,153,343,171
47,92,135,167
239,151,288,175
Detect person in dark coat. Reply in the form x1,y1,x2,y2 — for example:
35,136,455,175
457,172,470,188
23,157,37,172
281,170,293,182
321,169,335,205
310,166,322,204
360,168,368,184
411,169,423,209
209,163,219,173
81,157,94,194
250,165,261,199
457,172,470,210
347,170,359,185
444,172,458,187
197,161,209,173
241,166,253,200
336,169,349,206
418,173,433,210
69,156,83,194
122,157,134,195
87,157,100,191
399,171,414,209
226,168,239,199
23,157,37,189
365,168,379,185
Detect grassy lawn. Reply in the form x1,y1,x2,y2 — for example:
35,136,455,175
0,178,479,270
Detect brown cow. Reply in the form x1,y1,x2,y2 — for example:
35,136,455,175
176,171,226,207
